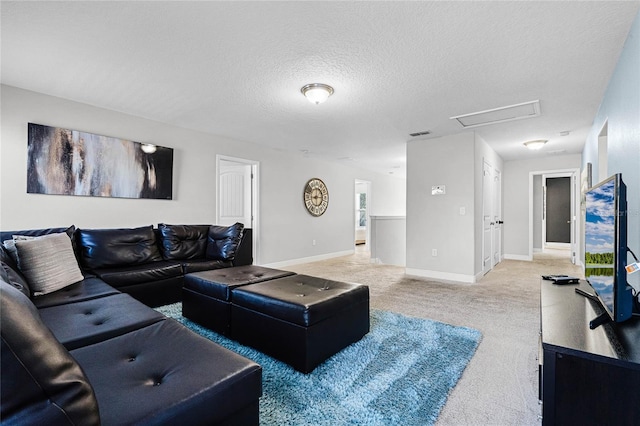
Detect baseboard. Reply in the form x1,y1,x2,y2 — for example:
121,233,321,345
405,268,477,284
503,254,533,261
261,250,354,269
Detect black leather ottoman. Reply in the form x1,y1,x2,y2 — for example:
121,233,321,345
182,265,295,335
231,274,370,373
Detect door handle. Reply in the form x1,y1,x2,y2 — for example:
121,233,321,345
497,220,504,224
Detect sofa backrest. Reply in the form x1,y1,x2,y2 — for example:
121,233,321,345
0,280,100,425
77,225,163,270
158,224,210,260
0,260,31,298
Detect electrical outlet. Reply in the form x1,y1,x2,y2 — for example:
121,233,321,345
312,239,316,246
432,249,437,257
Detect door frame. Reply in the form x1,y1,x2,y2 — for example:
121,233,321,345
542,173,572,250
354,179,372,249
528,168,580,263
216,155,260,264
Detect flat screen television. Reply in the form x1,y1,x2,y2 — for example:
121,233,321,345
584,173,633,327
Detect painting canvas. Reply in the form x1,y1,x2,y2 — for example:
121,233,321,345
27,123,173,199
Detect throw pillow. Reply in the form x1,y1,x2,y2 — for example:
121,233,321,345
206,223,244,261
15,233,84,296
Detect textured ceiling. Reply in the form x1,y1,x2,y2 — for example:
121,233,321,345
2,1,639,177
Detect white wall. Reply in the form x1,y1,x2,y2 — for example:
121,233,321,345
533,175,543,250
406,133,476,281
0,85,406,265
582,11,640,291
502,154,582,259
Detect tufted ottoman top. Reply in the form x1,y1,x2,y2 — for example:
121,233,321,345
231,274,369,327
184,265,295,301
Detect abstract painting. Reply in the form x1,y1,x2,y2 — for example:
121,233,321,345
27,123,173,199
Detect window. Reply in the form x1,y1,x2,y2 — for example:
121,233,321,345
356,192,367,228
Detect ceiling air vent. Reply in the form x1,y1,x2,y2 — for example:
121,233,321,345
450,100,541,128
409,130,431,137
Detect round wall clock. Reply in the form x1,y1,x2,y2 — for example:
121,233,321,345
303,178,329,217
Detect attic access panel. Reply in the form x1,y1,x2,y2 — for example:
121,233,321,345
450,100,541,128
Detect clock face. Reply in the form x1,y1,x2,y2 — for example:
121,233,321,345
304,178,329,217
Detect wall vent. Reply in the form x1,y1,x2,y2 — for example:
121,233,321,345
450,100,541,128
409,130,431,137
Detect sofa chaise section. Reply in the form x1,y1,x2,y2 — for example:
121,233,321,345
1,275,262,425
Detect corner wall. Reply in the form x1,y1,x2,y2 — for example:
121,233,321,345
0,85,406,265
502,154,582,259
582,11,640,291
406,132,501,282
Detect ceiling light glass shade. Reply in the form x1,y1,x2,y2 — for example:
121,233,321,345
301,83,334,104
523,140,547,150
141,144,157,154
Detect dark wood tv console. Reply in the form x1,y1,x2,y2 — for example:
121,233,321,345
540,279,640,425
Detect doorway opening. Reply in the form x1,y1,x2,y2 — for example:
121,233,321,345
529,169,579,264
216,155,259,264
355,180,371,254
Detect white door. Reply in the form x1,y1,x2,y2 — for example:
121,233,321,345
492,169,502,267
482,161,493,275
218,161,252,227
217,156,259,262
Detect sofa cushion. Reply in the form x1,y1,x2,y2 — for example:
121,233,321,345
0,260,30,298
158,224,210,260
15,232,84,296
70,319,262,425
0,281,99,425
206,223,244,261
77,225,163,270
93,260,183,287
32,277,120,309
39,293,165,350
1,225,76,266
181,258,232,274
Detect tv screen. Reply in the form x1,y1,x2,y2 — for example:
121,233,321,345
584,173,632,323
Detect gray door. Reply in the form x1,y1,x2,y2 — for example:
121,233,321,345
545,177,571,243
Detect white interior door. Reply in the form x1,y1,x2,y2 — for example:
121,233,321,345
492,169,502,267
483,161,492,275
218,161,252,227
217,155,259,263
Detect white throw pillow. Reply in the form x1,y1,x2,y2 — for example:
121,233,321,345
15,232,84,296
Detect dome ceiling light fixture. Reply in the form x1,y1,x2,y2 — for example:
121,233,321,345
301,83,334,104
523,139,548,150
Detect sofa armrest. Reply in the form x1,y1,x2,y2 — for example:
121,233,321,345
233,228,253,266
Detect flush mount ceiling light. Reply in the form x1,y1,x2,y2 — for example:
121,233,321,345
301,83,334,104
141,144,157,154
523,140,548,150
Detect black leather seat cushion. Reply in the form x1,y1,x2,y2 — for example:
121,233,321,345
39,293,166,350
70,319,262,425
185,266,296,302
231,274,369,327
93,260,183,287
181,258,232,274
0,281,99,425
32,277,120,309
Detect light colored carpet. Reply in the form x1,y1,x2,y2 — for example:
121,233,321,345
284,247,583,426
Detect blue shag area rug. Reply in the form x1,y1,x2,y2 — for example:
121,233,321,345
156,303,481,426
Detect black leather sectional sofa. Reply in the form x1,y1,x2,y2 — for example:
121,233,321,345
0,224,260,425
